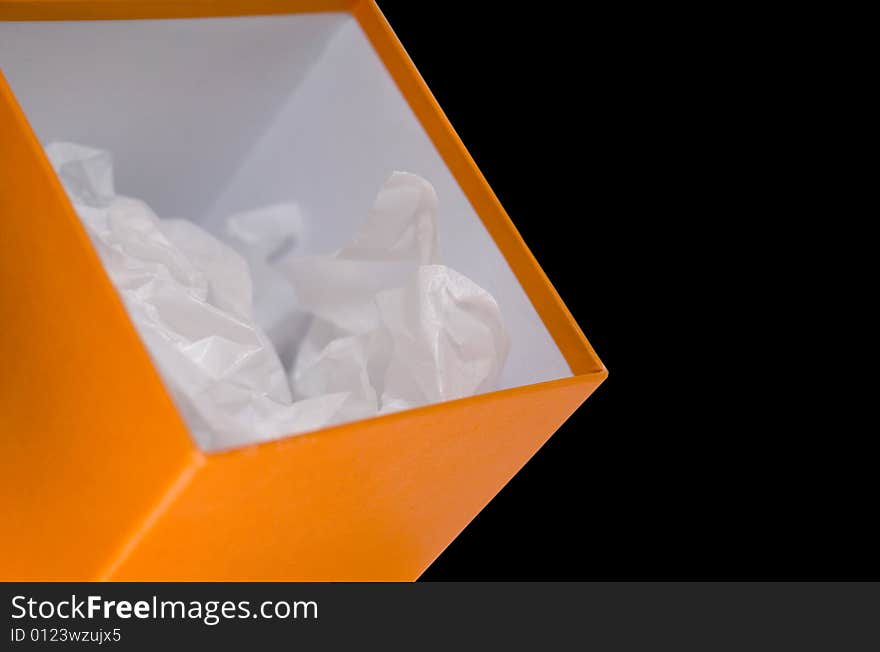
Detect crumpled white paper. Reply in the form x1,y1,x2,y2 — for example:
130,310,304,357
279,172,509,416
225,202,304,337
46,142,352,451
46,142,509,452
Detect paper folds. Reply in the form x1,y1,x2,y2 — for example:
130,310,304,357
46,142,509,451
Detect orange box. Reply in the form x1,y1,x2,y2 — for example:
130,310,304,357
0,1,606,580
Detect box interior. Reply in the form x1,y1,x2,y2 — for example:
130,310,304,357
0,13,571,402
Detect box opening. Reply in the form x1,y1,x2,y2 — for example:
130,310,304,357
0,13,573,437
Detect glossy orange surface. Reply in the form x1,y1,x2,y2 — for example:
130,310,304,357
0,0,606,580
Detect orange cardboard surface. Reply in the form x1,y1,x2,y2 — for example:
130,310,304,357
0,1,606,580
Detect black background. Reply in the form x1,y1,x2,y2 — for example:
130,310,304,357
374,1,876,580
375,0,701,580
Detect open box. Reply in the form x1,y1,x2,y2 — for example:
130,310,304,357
0,1,606,581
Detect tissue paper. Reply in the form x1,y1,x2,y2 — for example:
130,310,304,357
46,142,350,451
225,203,304,334
279,172,509,414
46,142,509,452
